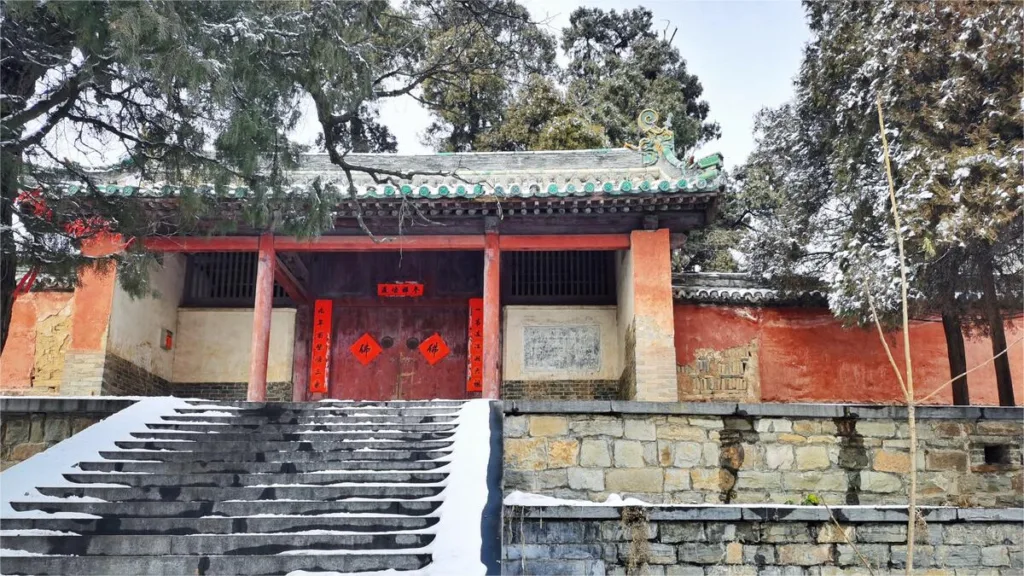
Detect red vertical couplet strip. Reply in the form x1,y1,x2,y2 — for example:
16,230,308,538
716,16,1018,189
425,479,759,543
466,298,483,392
309,299,333,395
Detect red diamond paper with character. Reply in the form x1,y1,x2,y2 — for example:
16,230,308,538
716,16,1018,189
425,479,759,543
418,332,450,366
350,333,383,366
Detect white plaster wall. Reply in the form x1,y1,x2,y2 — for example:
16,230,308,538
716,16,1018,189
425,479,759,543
503,306,619,381
107,254,185,381
172,309,296,383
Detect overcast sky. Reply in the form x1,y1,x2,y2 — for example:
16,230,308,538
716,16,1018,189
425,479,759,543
375,0,811,169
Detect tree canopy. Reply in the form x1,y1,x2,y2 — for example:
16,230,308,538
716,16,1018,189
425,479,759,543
0,0,543,351
739,0,1022,403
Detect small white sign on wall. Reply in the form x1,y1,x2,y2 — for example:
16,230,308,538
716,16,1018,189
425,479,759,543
522,325,601,373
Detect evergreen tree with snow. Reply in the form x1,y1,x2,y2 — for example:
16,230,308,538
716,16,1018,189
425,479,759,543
0,0,545,353
741,0,1022,404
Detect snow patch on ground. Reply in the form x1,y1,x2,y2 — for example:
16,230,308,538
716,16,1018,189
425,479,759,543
504,491,652,507
0,397,192,518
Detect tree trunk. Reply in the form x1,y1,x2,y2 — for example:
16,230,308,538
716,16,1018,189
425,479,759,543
941,312,969,405
979,257,1015,406
0,149,19,354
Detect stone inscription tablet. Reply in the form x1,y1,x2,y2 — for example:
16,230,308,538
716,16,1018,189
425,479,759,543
522,325,601,373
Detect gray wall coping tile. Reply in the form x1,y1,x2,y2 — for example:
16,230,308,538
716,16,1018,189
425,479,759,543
502,400,1024,421
0,397,137,415
509,505,1023,523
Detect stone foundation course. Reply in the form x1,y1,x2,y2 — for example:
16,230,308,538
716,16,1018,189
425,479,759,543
0,397,135,470
502,505,1024,575
503,401,1023,507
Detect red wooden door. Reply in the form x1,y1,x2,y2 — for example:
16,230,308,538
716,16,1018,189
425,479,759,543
330,305,467,400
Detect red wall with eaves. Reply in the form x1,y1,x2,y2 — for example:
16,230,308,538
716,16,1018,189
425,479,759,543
674,303,1024,405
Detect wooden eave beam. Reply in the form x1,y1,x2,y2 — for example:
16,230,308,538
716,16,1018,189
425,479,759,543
145,234,632,252
497,234,629,251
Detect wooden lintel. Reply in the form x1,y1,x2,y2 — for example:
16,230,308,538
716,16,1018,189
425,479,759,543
145,234,631,252
273,236,486,251
144,236,259,252
498,234,629,251
274,255,312,305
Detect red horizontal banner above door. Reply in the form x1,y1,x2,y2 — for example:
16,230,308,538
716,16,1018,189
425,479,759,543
377,282,424,297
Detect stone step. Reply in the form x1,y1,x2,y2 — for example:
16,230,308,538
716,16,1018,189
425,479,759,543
36,484,444,502
79,459,446,474
160,413,460,424
113,439,453,452
99,448,449,462
146,422,459,433
1,532,435,556
9,498,440,518
63,471,448,487
129,430,456,442
174,407,461,416
184,400,466,409
0,552,430,575
0,515,439,535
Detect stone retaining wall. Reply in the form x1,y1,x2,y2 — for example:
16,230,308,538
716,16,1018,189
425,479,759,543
503,401,1023,507
502,505,1024,575
0,398,135,470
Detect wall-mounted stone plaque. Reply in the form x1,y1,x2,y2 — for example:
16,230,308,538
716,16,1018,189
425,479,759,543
522,325,601,374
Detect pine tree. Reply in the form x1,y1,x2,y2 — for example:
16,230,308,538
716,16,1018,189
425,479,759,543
0,0,545,353
741,0,1022,404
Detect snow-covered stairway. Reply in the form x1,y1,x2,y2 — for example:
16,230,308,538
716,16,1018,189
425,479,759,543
0,399,493,575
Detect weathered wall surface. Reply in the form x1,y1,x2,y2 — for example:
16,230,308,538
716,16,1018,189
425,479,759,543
107,254,185,382
502,306,620,400
0,398,133,470
503,402,1023,507
0,292,74,394
503,506,1023,575
171,308,296,384
674,304,1024,405
615,231,678,402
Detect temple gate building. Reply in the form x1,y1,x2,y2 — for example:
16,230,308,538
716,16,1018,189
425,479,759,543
2,113,1021,405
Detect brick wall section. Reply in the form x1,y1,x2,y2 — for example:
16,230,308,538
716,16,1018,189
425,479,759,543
503,506,1023,575
60,351,106,396
172,382,291,401
100,353,170,396
502,402,1024,507
503,381,621,401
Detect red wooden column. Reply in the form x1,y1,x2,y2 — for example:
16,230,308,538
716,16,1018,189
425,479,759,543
291,304,311,401
482,231,501,399
248,233,276,401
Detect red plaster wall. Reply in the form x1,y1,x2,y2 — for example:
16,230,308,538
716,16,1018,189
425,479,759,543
630,230,675,333
0,292,74,389
674,304,1024,405
69,234,122,352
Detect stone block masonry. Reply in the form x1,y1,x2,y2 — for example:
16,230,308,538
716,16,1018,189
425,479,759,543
0,397,135,470
503,402,1023,507
502,506,1024,575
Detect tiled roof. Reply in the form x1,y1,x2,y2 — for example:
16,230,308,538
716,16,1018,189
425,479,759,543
60,148,724,201
673,272,827,306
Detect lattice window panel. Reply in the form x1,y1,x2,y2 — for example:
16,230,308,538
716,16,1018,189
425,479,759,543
184,252,287,306
504,251,615,304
